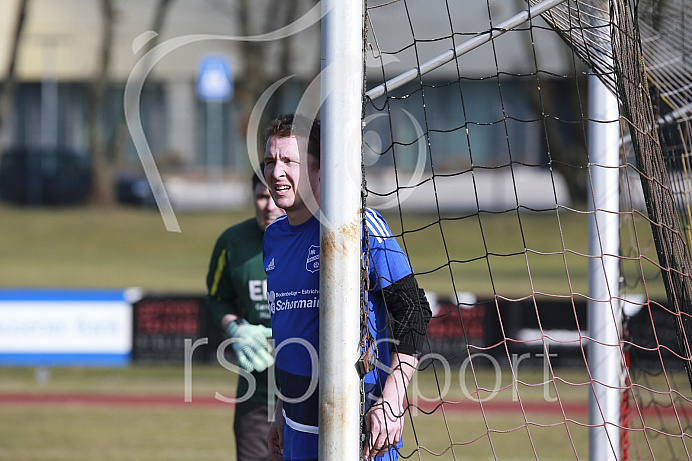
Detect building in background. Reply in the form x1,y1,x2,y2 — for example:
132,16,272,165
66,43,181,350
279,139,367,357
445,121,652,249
0,0,583,208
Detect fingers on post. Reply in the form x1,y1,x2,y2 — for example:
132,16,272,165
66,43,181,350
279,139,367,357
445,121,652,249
363,403,401,460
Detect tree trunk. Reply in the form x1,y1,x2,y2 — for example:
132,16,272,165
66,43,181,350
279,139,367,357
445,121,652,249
0,0,29,136
107,0,175,165
88,0,116,205
236,0,315,149
90,0,175,205
236,0,267,136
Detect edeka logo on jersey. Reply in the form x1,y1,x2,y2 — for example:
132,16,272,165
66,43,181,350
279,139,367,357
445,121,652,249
306,245,320,273
267,290,319,316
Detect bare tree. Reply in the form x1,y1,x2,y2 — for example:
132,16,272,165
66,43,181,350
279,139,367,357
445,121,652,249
108,0,174,168
88,0,175,205
86,0,311,204
512,0,589,203
88,0,117,205
0,0,29,136
235,0,317,139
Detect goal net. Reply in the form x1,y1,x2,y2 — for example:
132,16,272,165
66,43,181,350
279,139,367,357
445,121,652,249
361,0,692,459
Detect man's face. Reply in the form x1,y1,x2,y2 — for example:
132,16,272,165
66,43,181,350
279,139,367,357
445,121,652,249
254,182,283,231
263,135,320,224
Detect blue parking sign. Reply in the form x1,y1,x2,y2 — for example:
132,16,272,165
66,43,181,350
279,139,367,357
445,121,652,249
197,56,232,101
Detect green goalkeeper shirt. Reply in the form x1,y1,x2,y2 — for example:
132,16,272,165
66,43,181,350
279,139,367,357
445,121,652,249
205,217,272,405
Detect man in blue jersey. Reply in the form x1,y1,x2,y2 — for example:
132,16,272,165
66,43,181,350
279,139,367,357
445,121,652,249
263,113,431,461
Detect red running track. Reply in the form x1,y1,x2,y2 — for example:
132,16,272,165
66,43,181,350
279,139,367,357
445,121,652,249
1,393,685,419
0,392,590,416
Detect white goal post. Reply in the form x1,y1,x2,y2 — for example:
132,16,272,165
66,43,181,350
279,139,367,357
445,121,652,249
319,0,363,460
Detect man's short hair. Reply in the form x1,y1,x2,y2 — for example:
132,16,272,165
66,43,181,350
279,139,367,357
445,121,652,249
264,113,320,170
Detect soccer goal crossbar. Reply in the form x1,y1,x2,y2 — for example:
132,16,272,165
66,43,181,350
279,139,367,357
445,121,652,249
365,0,567,102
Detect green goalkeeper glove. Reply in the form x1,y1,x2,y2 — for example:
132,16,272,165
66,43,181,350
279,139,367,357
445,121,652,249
226,319,274,373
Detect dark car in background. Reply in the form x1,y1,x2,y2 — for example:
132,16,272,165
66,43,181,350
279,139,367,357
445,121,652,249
0,147,91,206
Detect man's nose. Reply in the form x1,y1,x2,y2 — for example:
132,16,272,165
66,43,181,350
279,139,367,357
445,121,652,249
271,161,285,178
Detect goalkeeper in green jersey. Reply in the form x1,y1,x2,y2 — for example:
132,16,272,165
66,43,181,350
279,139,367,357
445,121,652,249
205,169,284,461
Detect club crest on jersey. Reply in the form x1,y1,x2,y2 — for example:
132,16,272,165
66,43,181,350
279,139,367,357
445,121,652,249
267,290,276,315
306,245,320,273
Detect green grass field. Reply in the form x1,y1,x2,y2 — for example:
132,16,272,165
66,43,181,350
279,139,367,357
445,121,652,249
0,204,675,459
0,365,688,460
0,203,666,299
0,365,593,461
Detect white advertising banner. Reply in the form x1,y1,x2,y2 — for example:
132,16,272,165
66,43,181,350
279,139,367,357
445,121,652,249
0,289,136,366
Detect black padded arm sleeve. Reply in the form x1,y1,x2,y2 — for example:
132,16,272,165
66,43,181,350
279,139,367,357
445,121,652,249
381,274,432,357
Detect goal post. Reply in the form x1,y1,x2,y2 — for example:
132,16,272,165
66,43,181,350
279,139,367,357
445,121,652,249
318,0,363,460
587,72,622,461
